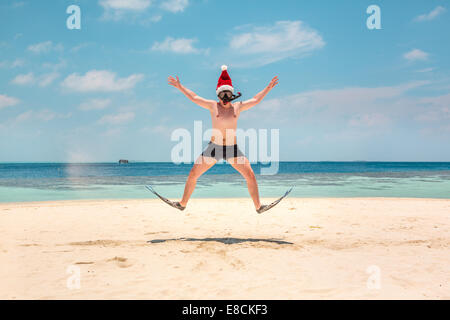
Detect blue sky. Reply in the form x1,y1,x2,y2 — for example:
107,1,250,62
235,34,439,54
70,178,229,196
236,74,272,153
0,0,449,162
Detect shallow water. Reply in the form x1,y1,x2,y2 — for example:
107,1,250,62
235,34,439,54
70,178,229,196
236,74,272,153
0,162,449,202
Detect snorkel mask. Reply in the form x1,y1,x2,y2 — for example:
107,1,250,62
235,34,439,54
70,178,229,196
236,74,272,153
218,90,242,103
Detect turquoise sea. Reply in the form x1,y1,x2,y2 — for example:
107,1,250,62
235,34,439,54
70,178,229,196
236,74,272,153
0,162,449,202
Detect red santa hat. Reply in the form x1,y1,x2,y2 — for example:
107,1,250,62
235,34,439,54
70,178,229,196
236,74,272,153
216,65,234,95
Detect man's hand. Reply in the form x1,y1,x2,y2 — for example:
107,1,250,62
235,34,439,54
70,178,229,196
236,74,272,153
168,75,214,110
238,76,279,112
267,76,279,90
168,75,181,89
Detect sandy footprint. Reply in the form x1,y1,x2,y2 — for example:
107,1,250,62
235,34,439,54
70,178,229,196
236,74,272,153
193,261,207,271
145,231,169,235
69,240,126,247
107,256,132,268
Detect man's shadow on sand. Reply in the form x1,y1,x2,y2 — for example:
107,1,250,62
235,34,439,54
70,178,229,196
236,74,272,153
147,237,293,245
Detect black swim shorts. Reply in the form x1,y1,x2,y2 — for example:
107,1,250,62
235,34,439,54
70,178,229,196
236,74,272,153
201,142,245,161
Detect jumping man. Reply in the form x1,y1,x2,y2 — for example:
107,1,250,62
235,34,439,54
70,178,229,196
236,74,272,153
167,65,279,213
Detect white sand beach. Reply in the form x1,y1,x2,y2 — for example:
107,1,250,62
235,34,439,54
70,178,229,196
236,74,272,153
0,197,449,299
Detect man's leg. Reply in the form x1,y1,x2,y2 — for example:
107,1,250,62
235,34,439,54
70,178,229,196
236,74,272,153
179,156,217,207
227,156,261,210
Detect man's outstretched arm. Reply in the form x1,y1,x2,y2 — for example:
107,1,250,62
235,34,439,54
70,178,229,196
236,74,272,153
168,75,215,110
238,76,279,112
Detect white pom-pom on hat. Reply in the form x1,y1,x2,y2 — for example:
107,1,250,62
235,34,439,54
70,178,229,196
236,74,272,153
221,65,227,71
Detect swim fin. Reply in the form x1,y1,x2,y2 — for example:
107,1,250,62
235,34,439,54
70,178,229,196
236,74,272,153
145,185,185,211
257,187,293,214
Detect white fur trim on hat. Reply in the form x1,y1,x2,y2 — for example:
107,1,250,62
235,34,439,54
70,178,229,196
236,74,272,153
216,85,234,95
221,65,227,71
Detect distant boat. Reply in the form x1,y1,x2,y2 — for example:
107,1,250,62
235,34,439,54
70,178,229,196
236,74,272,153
118,159,129,164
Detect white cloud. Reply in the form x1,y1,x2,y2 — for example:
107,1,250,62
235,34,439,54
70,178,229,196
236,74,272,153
0,109,71,130
36,110,56,121
79,98,112,111
150,125,168,133
101,128,123,137
61,70,144,92
11,72,35,85
160,0,189,13
42,59,67,71
39,72,60,87
415,67,434,73
0,94,20,109
100,0,152,20
228,20,325,67
27,41,63,54
414,6,446,22
70,43,92,53
0,59,25,69
99,0,186,22
418,93,450,108
141,124,173,137
238,83,450,159
32,109,72,122
35,109,57,121
152,37,205,54
28,41,52,53
11,110,72,124
0,110,31,131
100,0,151,10
241,81,430,128
98,112,135,125
15,110,33,123
239,80,450,138
404,49,428,62
11,72,59,87
414,94,450,122
148,15,162,23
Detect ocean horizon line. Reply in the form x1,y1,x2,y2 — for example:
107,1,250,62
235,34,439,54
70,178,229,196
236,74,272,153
1,160,450,164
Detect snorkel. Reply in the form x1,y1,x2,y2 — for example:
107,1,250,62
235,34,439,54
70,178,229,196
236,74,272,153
219,91,242,104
